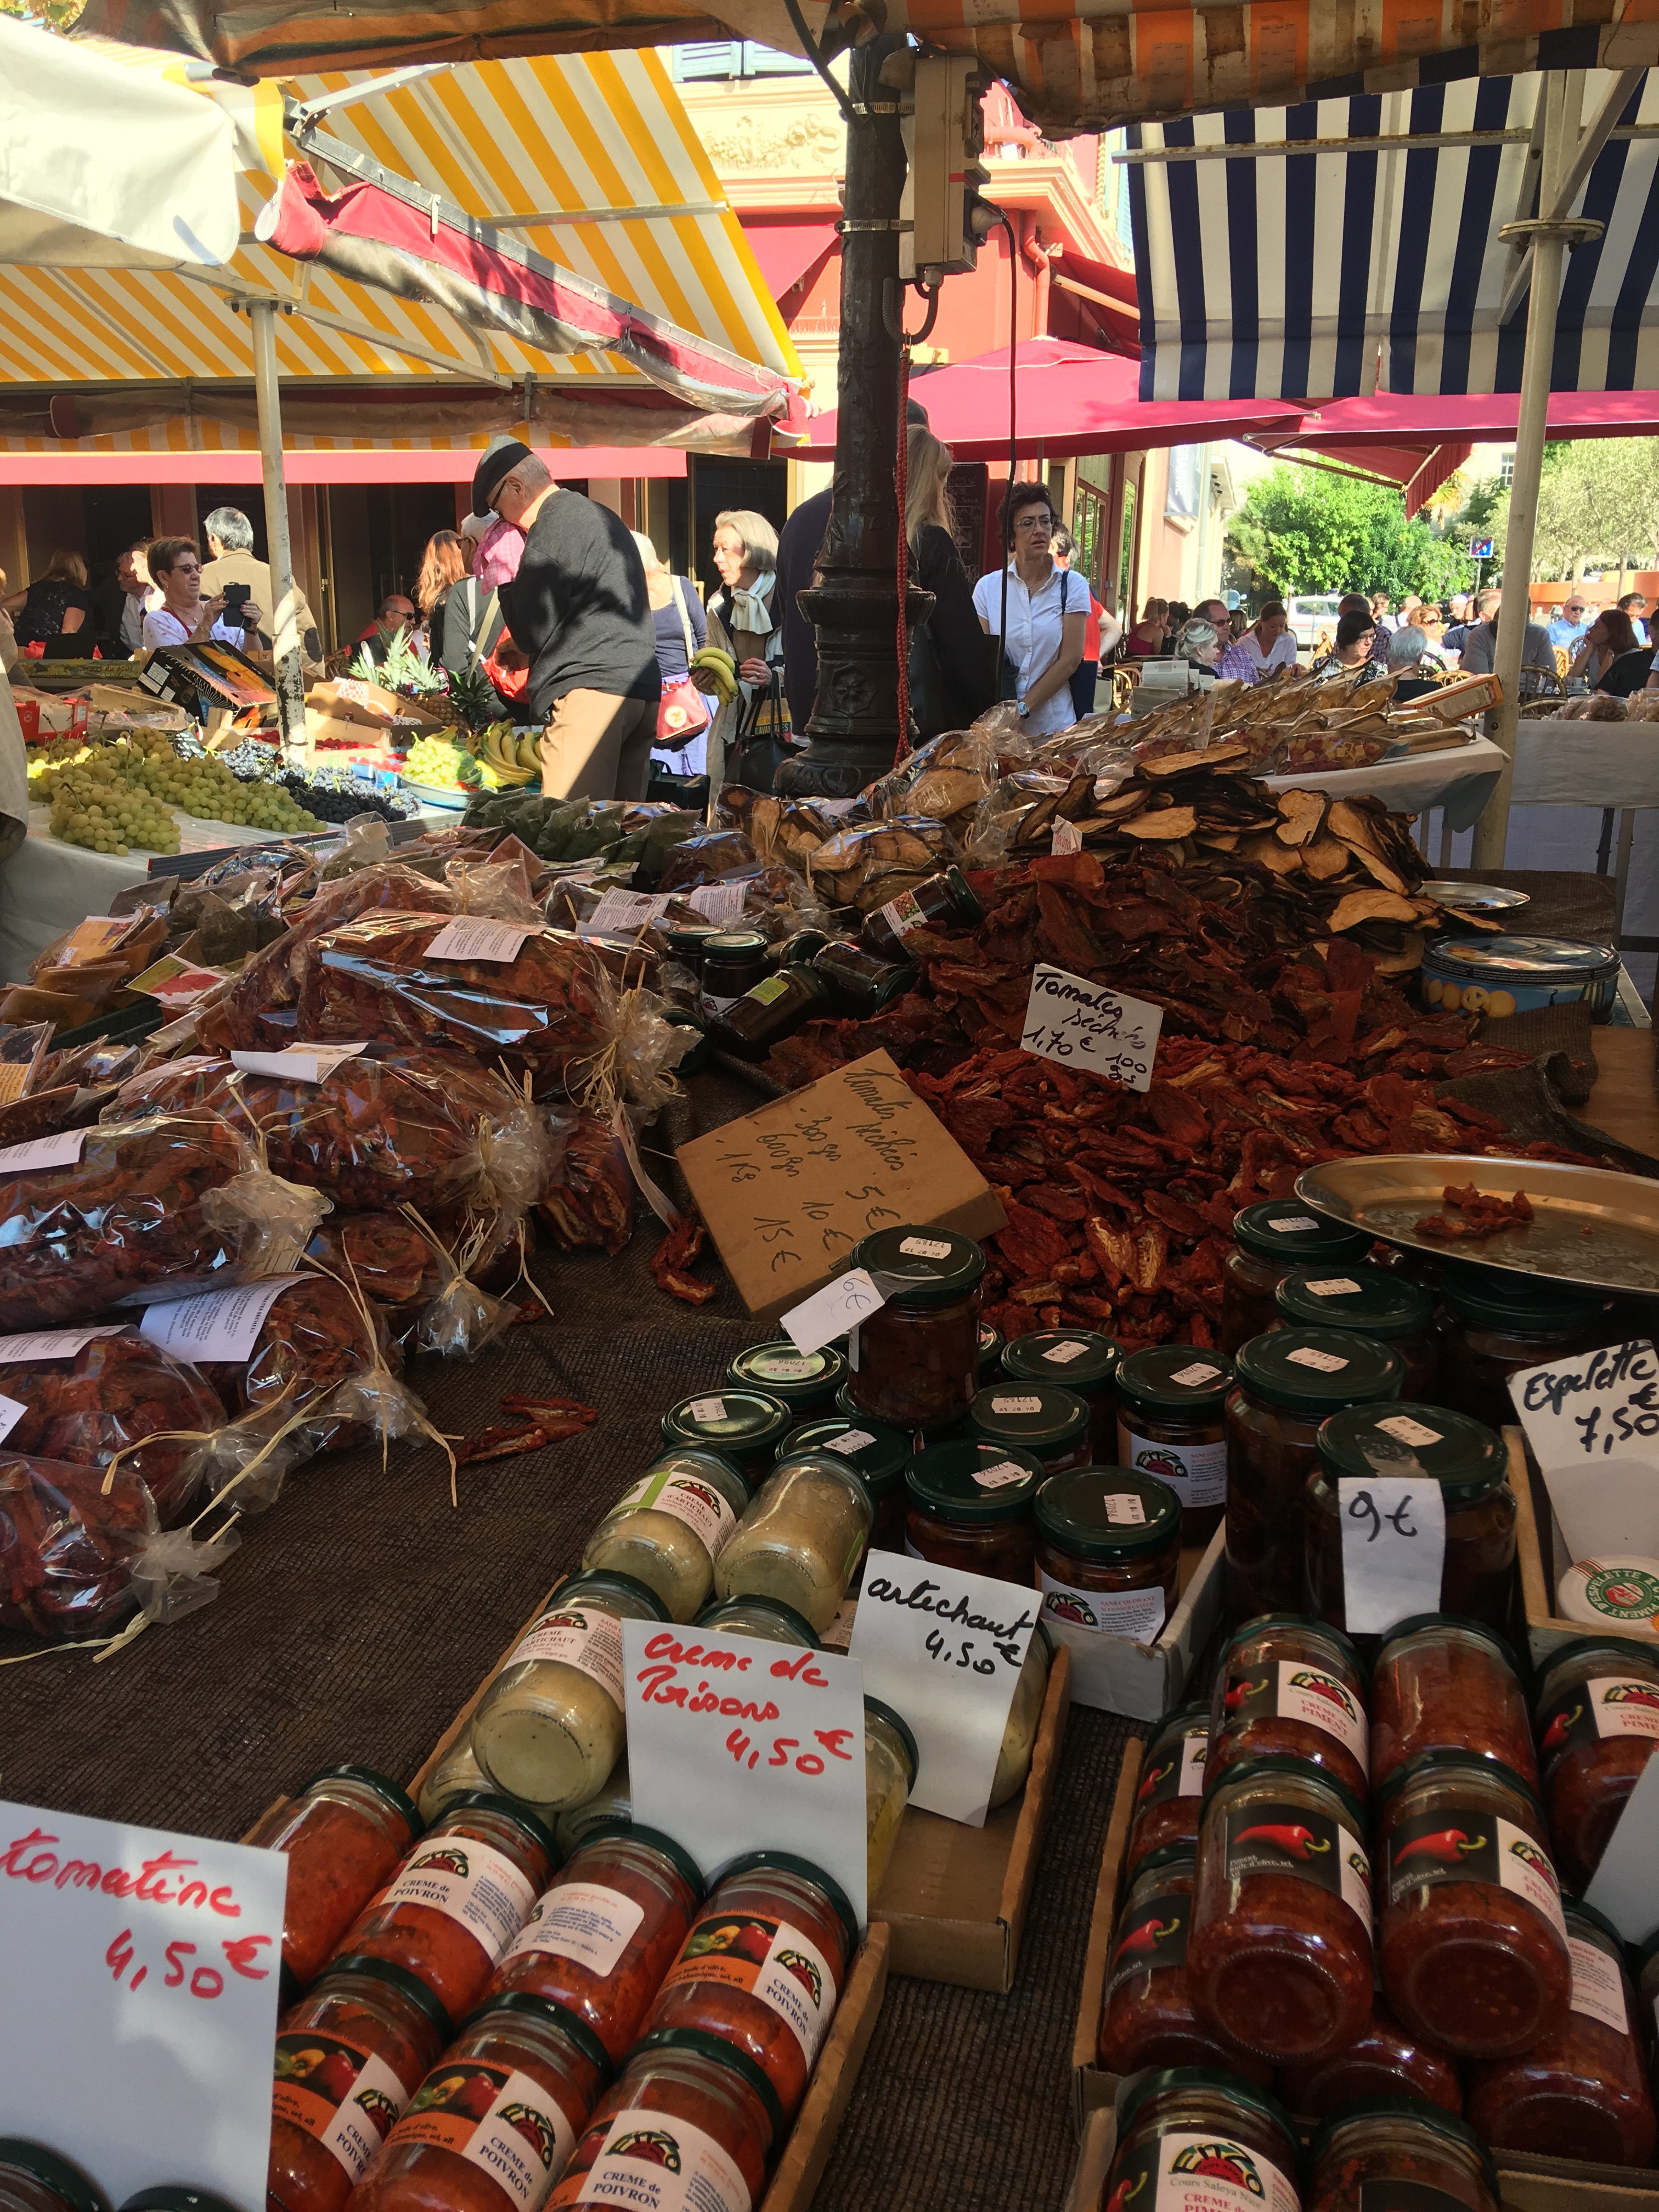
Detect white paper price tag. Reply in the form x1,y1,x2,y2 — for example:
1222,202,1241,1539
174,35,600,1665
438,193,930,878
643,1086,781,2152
687,882,748,924
1269,1215,1319,1233
0,1130,86,1175
0,1392,25,1443
1338,1472,1446,1635
823,1428,876,1454
582,890,672,938
1510,1340,1659,1563
1377,1414,1443,1448
230,1043,370,1084
782,1268,887,1358
423,918,535,963
899,1236,952,1260
850,1554,1039,1827
0,1324,128,1365
973,1460,1030,1491
1051,815,1084,856
1042,1339,1091,1365
991,1395,1042,1415
623,1622,868,1924
139,1277,305,1365
1170,1361,1223,1387
1288,1346,1348,1373
1304,1277,1362,1296
1020,963,1163,1092
0,1795,287,2209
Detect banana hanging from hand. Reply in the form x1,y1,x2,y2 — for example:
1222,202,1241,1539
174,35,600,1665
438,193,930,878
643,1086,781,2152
691,645,738,703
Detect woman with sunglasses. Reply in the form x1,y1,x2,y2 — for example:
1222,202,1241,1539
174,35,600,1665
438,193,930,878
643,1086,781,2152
972,481,1086,733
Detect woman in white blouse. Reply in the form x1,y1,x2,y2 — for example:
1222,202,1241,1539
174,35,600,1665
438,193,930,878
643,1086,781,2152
140,537,255,651
972,482,1086,735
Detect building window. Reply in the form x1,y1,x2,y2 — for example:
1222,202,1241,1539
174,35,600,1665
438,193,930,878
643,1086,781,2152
671,40,817,79
1499,449,1515,486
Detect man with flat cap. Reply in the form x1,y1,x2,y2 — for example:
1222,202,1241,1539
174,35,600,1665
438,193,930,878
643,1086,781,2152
473,441,660,800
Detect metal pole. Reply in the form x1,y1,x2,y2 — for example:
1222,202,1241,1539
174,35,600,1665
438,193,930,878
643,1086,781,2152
249,297,307,765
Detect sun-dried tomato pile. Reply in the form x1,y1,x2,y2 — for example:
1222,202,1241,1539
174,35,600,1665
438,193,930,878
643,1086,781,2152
1417,1182,1536,1241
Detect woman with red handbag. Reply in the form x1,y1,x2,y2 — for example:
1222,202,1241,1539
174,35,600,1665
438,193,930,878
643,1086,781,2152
634,529,711,776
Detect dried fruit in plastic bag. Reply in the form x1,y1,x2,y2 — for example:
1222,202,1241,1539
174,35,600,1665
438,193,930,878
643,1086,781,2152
199,1273,394,1459
808,816,955,911
0,1330,226,1524
0,1452,162,1639
539,1110,633,1255
867,729,999,826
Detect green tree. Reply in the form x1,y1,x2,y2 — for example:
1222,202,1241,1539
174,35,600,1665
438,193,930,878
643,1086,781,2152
1225,464,1474,601
1484,437,1659,582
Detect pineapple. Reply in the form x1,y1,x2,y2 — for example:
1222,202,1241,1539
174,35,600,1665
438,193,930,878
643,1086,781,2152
443,661,502,733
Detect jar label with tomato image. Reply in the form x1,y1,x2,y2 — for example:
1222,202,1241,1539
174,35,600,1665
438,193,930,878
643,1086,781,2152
1135,1729,1207,1813
1106,2130,1298,2212
1040,1571,1166,1648
1118,1425,1227,1509
1538,1675,1659,1770
273,2032,410,2182
571,2107,748,2212
396,2062,576,2212
1224,1799,1373,1931
1105,1886,1190,1995
1387,1808,1567,1941
503,1882,647,1979
612,1469,737,1559
1221,1661,1369,1775
1568,1934,1630,2034
881,894,926,943
659,1912,837,2066
508,1606,626,1706
380,1837,538,1963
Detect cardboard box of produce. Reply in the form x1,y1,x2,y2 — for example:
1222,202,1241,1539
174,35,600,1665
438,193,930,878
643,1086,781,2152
305,675,445,730
1046,1528,1223,1722
676,1049,1007,1324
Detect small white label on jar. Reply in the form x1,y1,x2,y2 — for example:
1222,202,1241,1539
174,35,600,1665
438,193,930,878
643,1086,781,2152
1041,1340,1091,1365
1169,1361,1222,1387
1303,1277,1362,1296
1497,1815,1567,1942
1268,1215,1319,1233
507,1604,626,1706
879,891,926,940
1287,1346,1348,1373
503,1880,645,1978
686,1395,727,1423
1568,1933,1630,2033
899,1235,953,1260
1178,1733,1208,1796
1140,2133,1299,2212
1585,1676,1659,1741
379,1836,536,1964
1271,1658,1369,1773
1039,1569,1166,1648
1117,1425,1227,1509
610,1468,736,1559
825,1429,876,1455
576,2109,748,2212
990,1395,1042,1415
753,1353,817,1381
1103,1493,1147,1525
973,1460,1030,1491
1376,1414,1444,1448
423,917,535,963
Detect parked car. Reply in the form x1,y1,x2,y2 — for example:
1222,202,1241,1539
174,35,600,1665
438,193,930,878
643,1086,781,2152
1286,594,1345,650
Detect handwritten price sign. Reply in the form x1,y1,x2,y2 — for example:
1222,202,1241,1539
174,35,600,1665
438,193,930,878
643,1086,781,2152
1510,1339,1659,1564
622,1622,869,1926
0,1799,287,2208
1337,1468,1446,1635
1020,964,1164,1092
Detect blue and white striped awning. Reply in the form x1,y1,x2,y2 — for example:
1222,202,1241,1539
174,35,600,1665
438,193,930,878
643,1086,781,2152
1128,68,1659,401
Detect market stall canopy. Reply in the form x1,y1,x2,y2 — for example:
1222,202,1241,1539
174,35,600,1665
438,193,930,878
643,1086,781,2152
792,336,1306,460
1128,64,1659,400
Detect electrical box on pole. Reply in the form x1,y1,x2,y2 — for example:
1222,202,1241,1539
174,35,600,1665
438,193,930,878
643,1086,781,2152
900,54,989,285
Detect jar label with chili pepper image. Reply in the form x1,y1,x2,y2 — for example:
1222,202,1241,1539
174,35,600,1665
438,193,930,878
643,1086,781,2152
1105,1886,1190,1996
273,2033,410,2182
1040,1571,1166,1647
1105,2130,1299,2212
611,1472,737,1560
509,1609,625,1705
379,1839,538,1962
1226,1799,1373,1931
1136,1730,1208,1812
568,2107,748,2212
394,2062,575,2212
1387,1809,1567,1941
658,1914,836,2067
1539,1675,1659,1768
1222,1662,1369,1776
1119,1430,1228,1510
1568,1931,1632,2033
502,1884,646,1979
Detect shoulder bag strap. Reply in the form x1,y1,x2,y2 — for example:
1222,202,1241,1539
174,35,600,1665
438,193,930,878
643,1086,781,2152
469,585,502,667
673,575,697,663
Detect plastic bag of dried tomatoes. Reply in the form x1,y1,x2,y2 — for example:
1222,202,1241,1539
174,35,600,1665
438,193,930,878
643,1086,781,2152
194,1272,396,1461
0,1451,238,1640
538,1108,633,1255
0,1327,227,1524
306,1207,528,1357
0,1116,331,1333
108,1048,550,1217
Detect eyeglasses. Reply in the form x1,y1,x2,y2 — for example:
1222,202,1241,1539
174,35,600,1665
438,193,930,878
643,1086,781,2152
1013,511,1052,532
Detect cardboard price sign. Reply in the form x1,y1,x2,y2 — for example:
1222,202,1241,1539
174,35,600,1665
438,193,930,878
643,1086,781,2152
1510,1339,1659,1562
0,1797,287,2208
1020,964,1164,1091
849,1554,1039,1826
622,1621,869,1926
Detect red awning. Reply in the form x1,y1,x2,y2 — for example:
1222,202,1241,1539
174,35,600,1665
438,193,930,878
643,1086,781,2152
742,219,839,304
793,338,1305,460
0,447,689,485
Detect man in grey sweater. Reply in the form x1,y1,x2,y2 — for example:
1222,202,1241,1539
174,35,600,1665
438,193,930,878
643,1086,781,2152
1455,586,1555,682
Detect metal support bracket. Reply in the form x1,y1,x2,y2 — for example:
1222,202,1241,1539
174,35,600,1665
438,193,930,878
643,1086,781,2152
881,276,941,343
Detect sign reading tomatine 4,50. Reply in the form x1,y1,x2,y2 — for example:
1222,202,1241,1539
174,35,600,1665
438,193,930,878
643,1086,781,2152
1020,964,1163,1091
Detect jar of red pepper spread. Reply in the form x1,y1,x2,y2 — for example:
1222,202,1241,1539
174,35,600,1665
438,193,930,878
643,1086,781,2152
1279,1993,1463,2121
999,1329,1120,1459
1534,1637,1659,1889
1275,1268,1439,1400
1434,1268,1612,1430
1125,1705,1212,1881
845,1226,984,1432
1466,1897,1657,2165
1377,1751,1571,2058
1115,1348,1234,1545
334,1795,556,2028
269,1956,450,2212
0,2142,109,2212
246,1765,421,2001
963,1383,1092,1474
1207,1617,1369,1806
1188,1753,1374,2063
778,1417,910,1554
545,2028,779,2212
487,1825,703,2067
1103,2067,1302,2212
642,1851,856,2123
1036,1466,1183,1656
904,1438,1043,1583
726,1341,846,1417
1222,1201,1374,1355
1307,2101,1499,2212
1226,1330,1403,1618
1098,1842,1274,2084
1370,1616,1537,1792
350,1993,607,2212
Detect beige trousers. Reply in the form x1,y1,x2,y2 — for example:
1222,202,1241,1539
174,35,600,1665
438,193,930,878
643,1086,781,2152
539,690,656,802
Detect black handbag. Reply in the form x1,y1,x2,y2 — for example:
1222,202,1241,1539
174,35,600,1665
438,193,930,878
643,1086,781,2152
996,568,1073,704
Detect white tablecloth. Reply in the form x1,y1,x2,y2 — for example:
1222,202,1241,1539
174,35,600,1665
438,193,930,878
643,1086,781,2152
1263,733,1507,830
1510,720,1659,808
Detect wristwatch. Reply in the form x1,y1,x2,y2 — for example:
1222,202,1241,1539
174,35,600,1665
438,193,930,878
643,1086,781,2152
1017,701,1030,719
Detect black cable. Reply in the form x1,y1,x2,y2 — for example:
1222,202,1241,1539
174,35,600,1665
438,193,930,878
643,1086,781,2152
781,0,855,122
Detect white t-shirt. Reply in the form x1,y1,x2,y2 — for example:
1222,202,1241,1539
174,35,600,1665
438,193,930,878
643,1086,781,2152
142,606,247,651
1219,630,1299,684
972,561,1081,736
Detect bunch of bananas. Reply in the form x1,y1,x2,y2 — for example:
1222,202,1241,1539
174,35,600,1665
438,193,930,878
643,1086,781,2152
690,644,738,703
478,727,541,788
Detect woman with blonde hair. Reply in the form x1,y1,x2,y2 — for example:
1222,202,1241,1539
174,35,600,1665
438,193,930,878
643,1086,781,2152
1125,596,1167,658
4,548,92,648
905,426,997,737
700,507,787,788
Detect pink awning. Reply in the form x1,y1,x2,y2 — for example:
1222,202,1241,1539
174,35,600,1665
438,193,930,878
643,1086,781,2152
0,447,689,484
742,219,839,304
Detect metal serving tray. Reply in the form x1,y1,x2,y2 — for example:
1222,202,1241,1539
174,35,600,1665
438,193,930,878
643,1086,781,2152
1419,881,1531,911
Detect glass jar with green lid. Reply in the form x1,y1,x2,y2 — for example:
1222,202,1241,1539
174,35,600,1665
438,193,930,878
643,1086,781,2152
811,939,919,1017
728,1339,847,1415
978,1319,1003,1381
780,1415,909,1554
707,965,833,1062
1223,1199,1374,1352
1115,1347,1235,1545
1310,2099,1500,2212
581,1450,751,1622
713,1451,874,1632
660,1387,792,1477
1226,1328,1403,1619
865,1698,918,1899
964,1381,1091,1473
1035,1466,1184,1655
845,1224,985,1431
775,926,830,967
1103,2069,1302,2212
1000,1328,1121,1458
1308,1404,1515,1636
0,2142,110,2212
904,1437,1045,1584
696,1594,822,1646
698,929,770,1012
471,1570,668,1811
660,921,723,981
859,866,985,961
1434,1267,1613,1429
1276,1264,1439,1400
